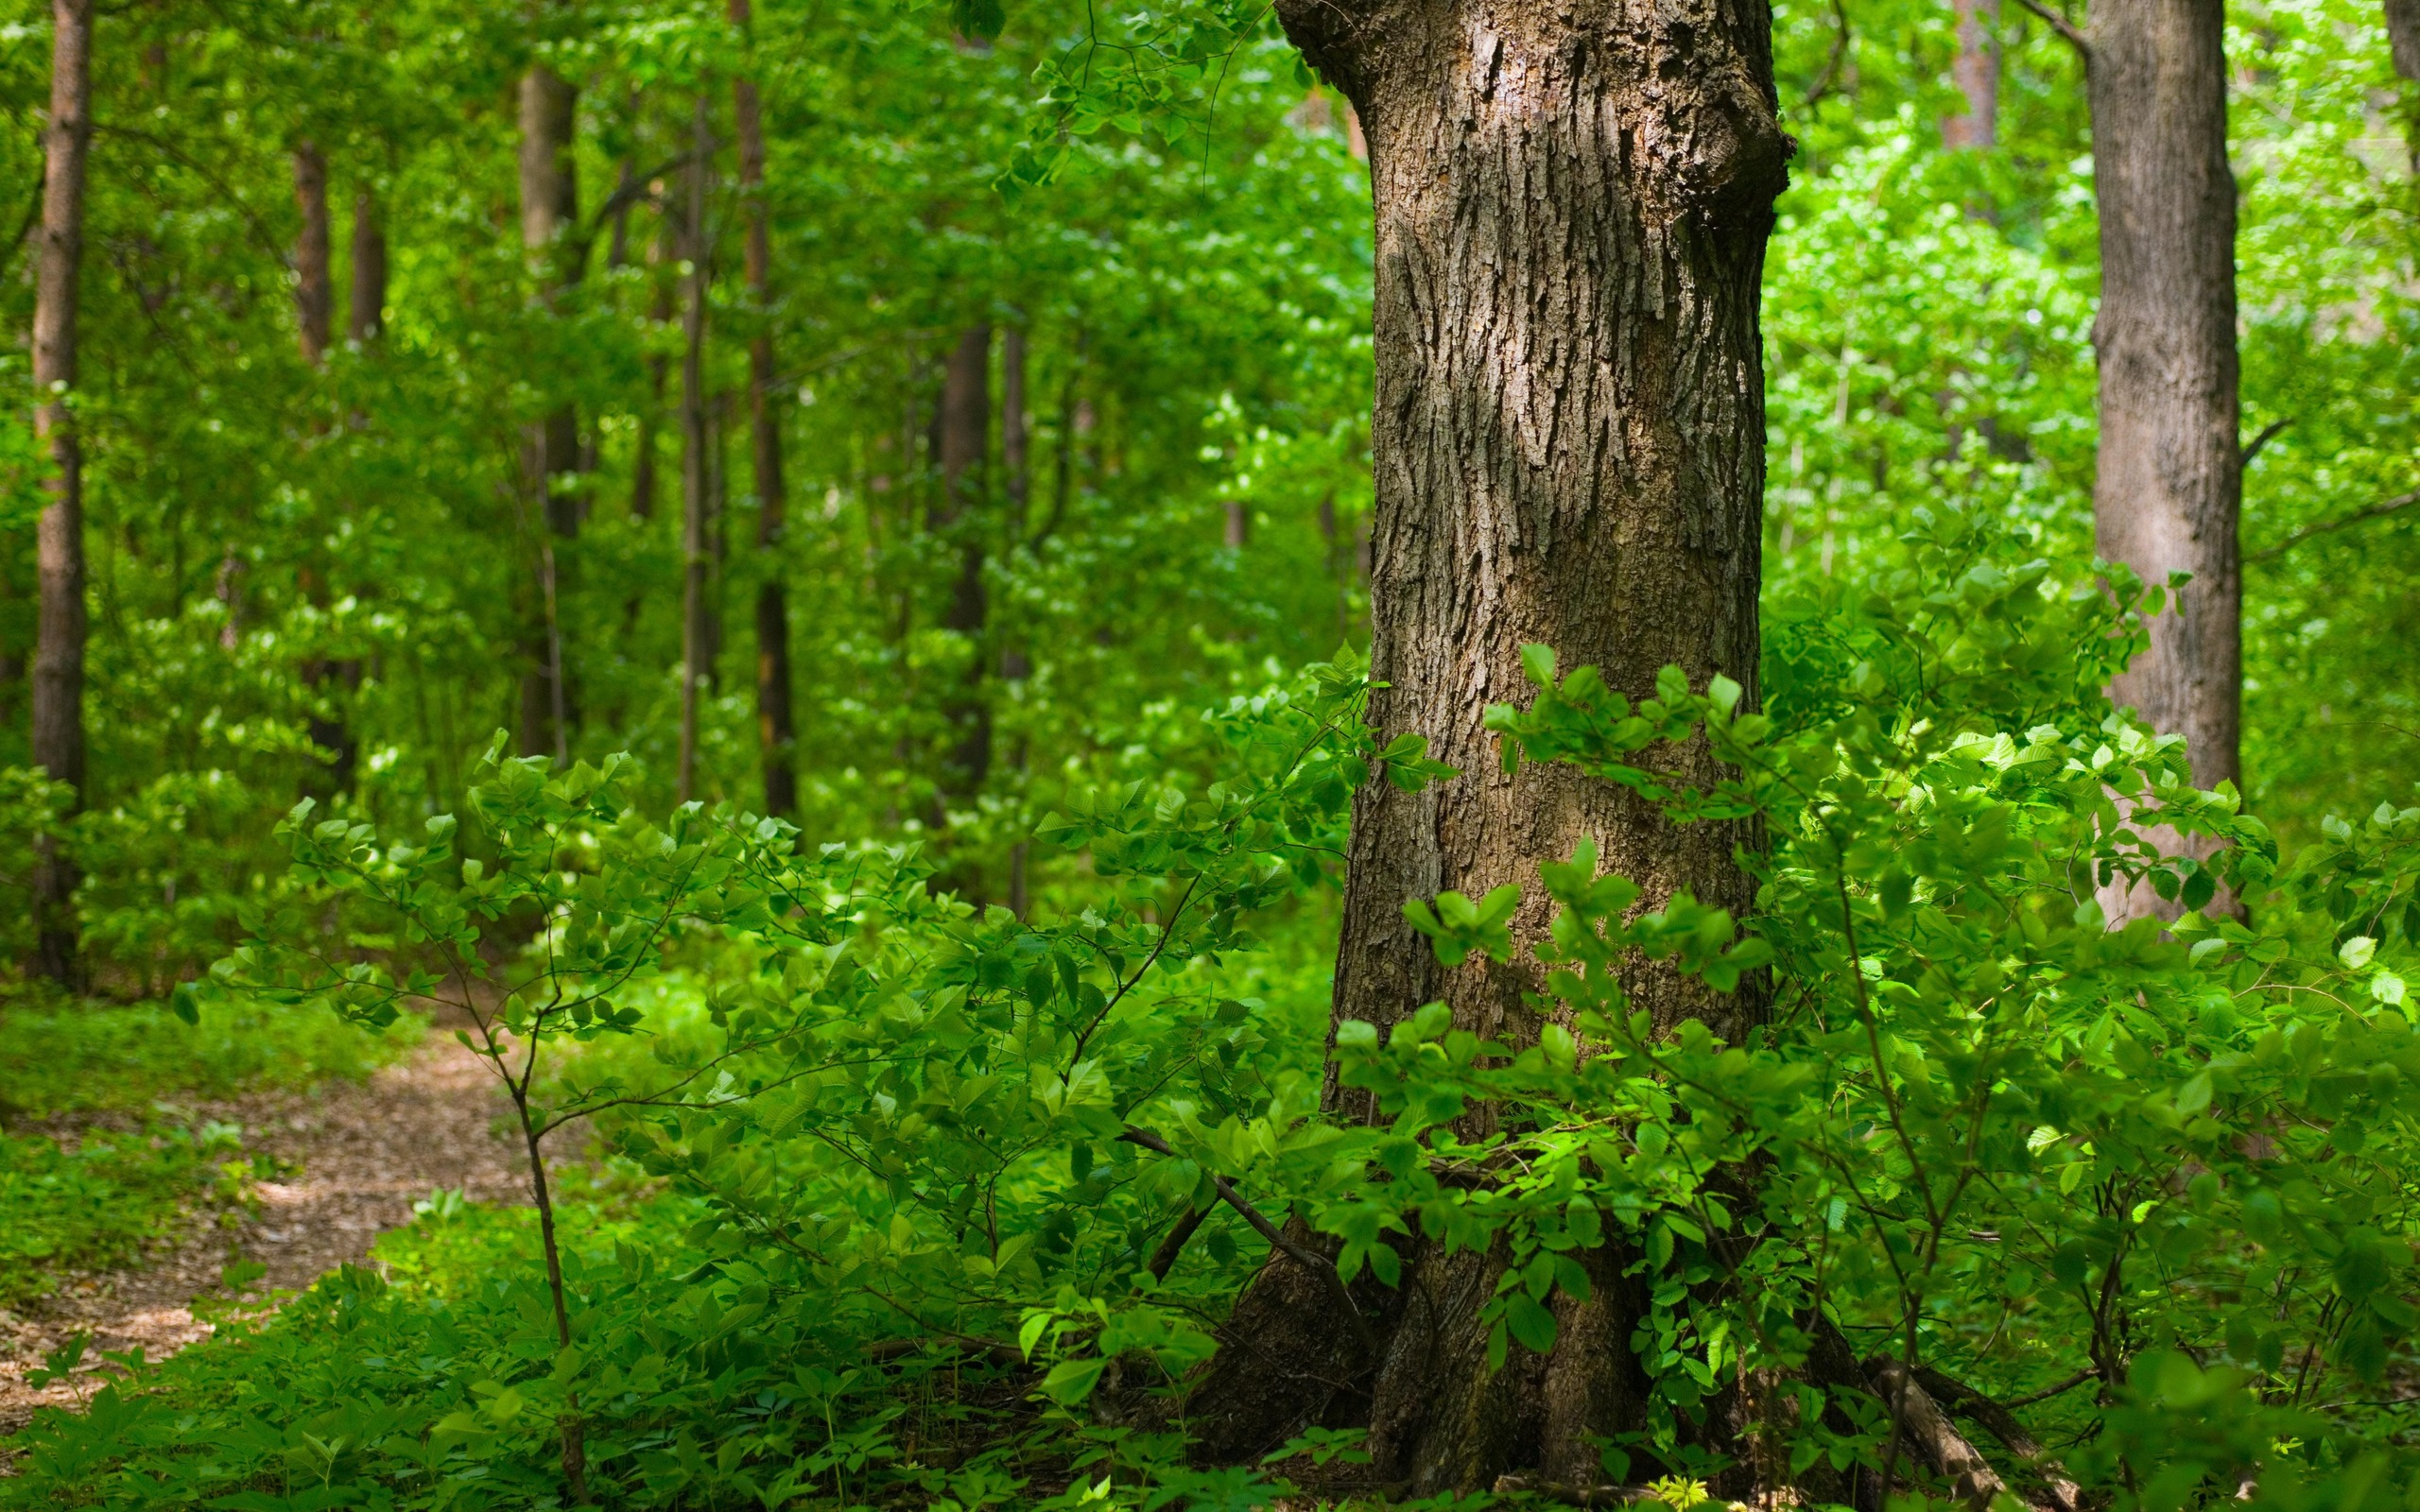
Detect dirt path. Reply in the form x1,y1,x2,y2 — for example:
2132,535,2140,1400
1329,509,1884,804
0,1034,527,1433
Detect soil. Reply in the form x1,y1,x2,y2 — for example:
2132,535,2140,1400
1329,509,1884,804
0,1033,528,1434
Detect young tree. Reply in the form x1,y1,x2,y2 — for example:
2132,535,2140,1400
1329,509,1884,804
1188,0,1789,1489
30,0,95,987
731,0,796,817
2085,0,2242,878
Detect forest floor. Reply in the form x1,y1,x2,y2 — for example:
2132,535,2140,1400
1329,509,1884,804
0,1030,527,1433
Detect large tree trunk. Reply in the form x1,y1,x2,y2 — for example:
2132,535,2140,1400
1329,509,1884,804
676,95,716,805
1943,0,1998,149
30,0,94,988
2389,0,2420,168
730,4,797,819
2085,0,2240,912
518,60,581,761
349,185,386,343
1185,0,1787,1490
293,142,333,365
932,326,993,836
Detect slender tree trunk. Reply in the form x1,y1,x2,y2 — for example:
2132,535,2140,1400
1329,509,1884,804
1943,0,1998,148
933,326,992,838
349,185,386,343
518,60,581,761
676,95,715,805
634,207,677,522
1187,0,1788,1489
30,0,94,988
293,142,334,365
729,4,797,820
2086,0,2241,916
1001,326,1030,913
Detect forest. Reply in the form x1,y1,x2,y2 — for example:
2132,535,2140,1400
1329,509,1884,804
2,0,2419,1504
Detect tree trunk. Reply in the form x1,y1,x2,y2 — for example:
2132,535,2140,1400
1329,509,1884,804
1185,0,1788,1490
2085,0,2240,916
676,94,715,805
2388,0,2420,168
634,205,677,523
30,0,94,988
349,185,386,343
730,4,796,818
293,142,333,365
518,60,581,760
933,326,993,827
1942,0,1997,149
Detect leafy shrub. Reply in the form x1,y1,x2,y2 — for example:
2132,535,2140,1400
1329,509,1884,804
20,514,2420,1511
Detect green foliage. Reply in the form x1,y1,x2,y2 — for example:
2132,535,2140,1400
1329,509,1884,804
0,996,418,1121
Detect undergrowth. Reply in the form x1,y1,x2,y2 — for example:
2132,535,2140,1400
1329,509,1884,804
0,995,421,1120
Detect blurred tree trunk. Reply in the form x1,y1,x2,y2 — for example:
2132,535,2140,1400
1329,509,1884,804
2390,0,2420,167
1001,325,1030,915
349,185,386,343
634,203,678,523
518,60,581,761
2086,0,2241,916
1184,0,1788,1489
731,2,796,819
1942,0,1997,148
293,142,333,364
676,95,716,804
932,325,992,850
31,0,94,988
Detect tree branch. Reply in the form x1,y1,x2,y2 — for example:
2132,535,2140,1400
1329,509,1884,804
1868,1360,2024,1511
2247,489,2420,563
2013,0,2092,63
2239,417,2292,468
1913,1365,2085,1512
1145,1203,1208,1282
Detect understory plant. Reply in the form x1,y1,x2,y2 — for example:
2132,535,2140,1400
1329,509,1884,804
14,515,2420,1512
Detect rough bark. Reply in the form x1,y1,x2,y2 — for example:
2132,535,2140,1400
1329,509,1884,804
349,185,386,343
676,94,715,805
1187,0,1785,1490
731,0,796,819
2087,0,2239,785
2085,0,2240,919
1943,0,1998,149
934,326,993,821
30,0,94,988
293,142,333,365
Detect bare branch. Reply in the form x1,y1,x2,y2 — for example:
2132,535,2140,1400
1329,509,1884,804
2239,417,2292,468
2013,0,2092,63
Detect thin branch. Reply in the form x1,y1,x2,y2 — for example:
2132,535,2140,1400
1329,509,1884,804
1803,0,1854,111
2246,489,2420,563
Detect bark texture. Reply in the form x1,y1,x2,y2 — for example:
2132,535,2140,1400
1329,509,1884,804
2087,0,2240,795
349,186,387,343
293,142,333,365
1188,0,1786,1489
31,0,94,987
732,0,797,819
2390,0,2419,80
1943,0,1998,149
